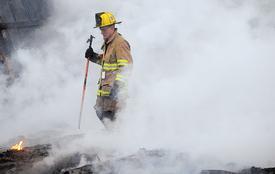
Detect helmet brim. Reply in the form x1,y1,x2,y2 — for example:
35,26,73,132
93,21,122,28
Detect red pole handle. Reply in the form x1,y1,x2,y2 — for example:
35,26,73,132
78,59,90,129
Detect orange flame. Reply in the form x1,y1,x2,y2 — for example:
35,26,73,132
10,140,24,151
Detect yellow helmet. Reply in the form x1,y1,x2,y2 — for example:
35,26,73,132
94,12,122,28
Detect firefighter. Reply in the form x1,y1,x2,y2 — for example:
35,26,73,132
85,12,133,125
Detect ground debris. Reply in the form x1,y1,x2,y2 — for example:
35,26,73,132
201,167,275,174
61,149,275,174
1,145,275,174
0,144,51,173
60,149,197,174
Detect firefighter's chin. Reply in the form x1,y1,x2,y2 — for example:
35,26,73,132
103,35,109,41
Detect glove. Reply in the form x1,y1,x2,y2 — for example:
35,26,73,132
85,47,98,62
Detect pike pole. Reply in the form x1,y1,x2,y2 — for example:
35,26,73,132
78,35,95,129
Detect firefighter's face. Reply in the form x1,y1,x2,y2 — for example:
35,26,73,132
100,25,115,40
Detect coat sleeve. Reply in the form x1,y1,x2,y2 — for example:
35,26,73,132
114,40,133,84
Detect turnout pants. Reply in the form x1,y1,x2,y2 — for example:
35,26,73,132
94,96,118,124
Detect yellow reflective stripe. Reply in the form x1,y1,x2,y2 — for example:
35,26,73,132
115,78,125,82
103,67,118,71
117,74,123,77
117,59,129,67
97,90,110,96
115,74,126,82
117,59,128,63
103,63,118,71
102,59,129,70
117,62,128,66
103,63,118,67
116,74,125,78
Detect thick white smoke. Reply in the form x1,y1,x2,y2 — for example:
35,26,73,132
1,0,275,171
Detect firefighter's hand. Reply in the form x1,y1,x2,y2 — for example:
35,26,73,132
85,47,98,62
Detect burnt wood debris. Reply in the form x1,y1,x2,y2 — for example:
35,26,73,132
0,146,274,174
0,144,51,173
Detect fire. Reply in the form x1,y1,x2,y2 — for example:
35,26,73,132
10,140,24,151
